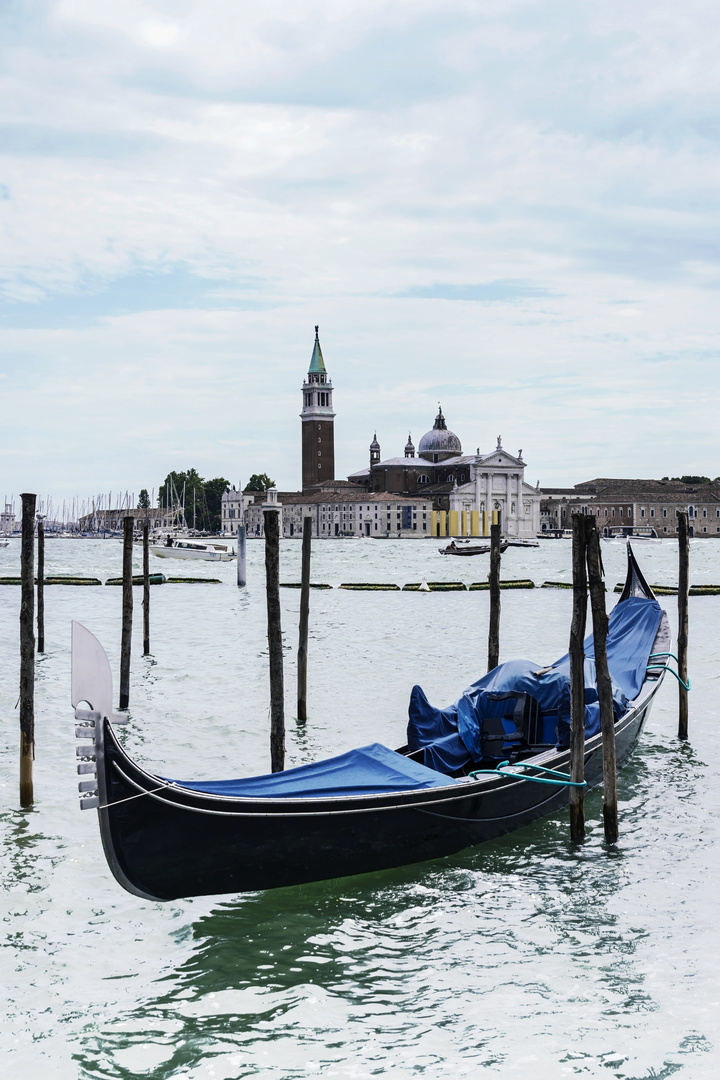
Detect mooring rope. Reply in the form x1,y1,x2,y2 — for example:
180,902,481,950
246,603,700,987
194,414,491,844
468,760,587,788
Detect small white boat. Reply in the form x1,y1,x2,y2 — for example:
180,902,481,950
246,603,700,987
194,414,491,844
151,539,235,562
602,528,661,544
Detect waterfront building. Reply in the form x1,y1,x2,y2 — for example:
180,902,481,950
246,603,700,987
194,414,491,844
244,486,432,539
541,478,720,537
348,410,541,538
220,487,253,535
1,501,15,535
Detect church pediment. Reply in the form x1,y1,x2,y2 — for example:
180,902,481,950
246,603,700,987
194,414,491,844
476,450,524,468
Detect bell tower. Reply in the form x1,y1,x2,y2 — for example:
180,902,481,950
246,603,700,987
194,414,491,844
301,326,336,491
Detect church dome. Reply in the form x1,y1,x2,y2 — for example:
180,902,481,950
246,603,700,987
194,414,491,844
418,407,462,461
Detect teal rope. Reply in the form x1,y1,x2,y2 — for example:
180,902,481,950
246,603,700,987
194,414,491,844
468,760,587,789
646,664,691,691
649,651,681,664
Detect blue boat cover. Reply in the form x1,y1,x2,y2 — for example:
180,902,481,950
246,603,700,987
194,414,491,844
408,595,662,766
169,742,454,799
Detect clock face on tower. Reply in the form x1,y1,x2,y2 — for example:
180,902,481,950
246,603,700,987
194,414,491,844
301,327,336,491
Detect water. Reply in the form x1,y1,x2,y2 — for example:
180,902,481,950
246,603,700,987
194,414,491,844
1,537,719,1078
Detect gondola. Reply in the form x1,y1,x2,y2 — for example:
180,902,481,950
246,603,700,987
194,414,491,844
72,547,671,901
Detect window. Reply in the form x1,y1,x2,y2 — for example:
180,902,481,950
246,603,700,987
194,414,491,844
663,508,668,517
703,509,708,518
641,508,645,518
650,508,655,517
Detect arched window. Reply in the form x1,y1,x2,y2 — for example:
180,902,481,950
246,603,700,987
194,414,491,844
447,474,454,482
417,474,430,485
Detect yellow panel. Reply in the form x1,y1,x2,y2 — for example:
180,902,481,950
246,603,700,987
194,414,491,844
482,510,489,537
448,510,459,537
431,510,438,537
470,510,480,537
460,510,467,537
439,510,447,537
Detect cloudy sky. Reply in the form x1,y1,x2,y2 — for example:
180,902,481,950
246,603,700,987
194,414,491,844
1,0,718,511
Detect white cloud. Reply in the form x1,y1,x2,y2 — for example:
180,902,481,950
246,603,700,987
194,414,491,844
1,0,719,505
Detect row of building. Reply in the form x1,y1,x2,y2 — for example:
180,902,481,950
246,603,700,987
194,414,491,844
221,328,542,539
219,328,718,540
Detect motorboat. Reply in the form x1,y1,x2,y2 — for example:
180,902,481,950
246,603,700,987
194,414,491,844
602,527,661,544
150,538,236,562
439,540,510,556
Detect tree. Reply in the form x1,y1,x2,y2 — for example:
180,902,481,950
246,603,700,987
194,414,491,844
137,489,150,509
245,473,275,492
204,477,231,532
157,469,229,531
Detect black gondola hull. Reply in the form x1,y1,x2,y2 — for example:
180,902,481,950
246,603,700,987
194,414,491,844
96,695,654,901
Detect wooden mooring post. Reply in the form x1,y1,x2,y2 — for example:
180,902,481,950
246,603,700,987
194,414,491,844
569,513,590,842
237,524,247,588
487,520,502,671
119,516,133,710
586,518,618,843
36,515,45,654
20,492,36,807
677,511,689,740
297,516,312,722
264,509,285,771
142,519,150,656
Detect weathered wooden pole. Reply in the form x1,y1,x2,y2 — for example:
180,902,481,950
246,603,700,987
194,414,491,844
237,524,247,587
36,516,45,653
264,509,285,771
487,519,502,671
677,511,689,740
586,518,618,843
569,513,589,842
20,492,36,807
119,515,134,710
297,516,312,722
142,519,150,656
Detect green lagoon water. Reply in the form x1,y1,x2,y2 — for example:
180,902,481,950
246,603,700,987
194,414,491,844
1,537,719,1078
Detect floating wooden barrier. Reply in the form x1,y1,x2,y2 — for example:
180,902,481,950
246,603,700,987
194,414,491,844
403,581,466,591
613,582,719,595
340,582,401,591
541,581,573,589
105,574,166,586
280,582,332,589
469,579,535,591
165,576,221,584
0,575,103,586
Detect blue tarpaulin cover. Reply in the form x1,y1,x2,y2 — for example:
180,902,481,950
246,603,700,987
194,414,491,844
408,595,662,768
169,742,454,799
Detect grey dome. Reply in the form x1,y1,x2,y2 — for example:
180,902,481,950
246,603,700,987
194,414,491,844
418,407,462,459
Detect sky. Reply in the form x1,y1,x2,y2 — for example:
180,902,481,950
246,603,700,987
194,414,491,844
1,0,719,513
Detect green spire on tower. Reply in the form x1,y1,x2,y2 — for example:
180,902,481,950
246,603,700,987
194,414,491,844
308,325,326,374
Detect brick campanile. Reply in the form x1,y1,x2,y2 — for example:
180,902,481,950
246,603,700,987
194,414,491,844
301,326,336,491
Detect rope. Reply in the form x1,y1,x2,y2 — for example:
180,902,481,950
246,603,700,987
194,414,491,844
646,665,691,691
95,781,173,811
649,651,681,663
468,760,587,788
